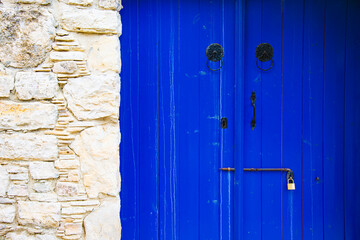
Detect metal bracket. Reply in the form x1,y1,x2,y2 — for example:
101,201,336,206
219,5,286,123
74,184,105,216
219,167,235,172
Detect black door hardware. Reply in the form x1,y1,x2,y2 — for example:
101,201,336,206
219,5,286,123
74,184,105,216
243,168,295,190
250,90,256,130
206,43,224,71
255,43,274,71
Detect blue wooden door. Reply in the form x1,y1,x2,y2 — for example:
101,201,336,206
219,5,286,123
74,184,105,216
120,0,360,239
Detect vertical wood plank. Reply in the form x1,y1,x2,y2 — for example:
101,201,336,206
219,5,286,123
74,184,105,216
243,0,262,239
344,0,360,238
323,0,347,238
282,0,304,239
302,0,325,239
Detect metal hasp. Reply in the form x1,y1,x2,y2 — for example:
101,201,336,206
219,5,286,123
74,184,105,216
243,168,296,191
206,43,224,71
219,167,235,172
255,43,274,71
250,90,256,130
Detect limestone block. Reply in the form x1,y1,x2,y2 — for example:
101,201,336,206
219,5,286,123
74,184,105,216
0,8,55,68
29,162,59,180
0,101,58,131
56,182,78,196
7,184,28,197
29,193,57,202
0,134,58,161
33,181,54,193
15,72,58,100
61,9,121,35
0,198,15,204
6,165,27,174
5,231,56,240
0,166,9,197
16,0,51,4
53,61,78,74
17,201,61,228
0,76,14,97
0,204,15,223
36,234,57,240
64,222,82,235
49,52,85,61
87,36,121,73
9,173,28,181
84,197,121,240
63,73,120,120
60,0,92,6
71,125,120,198
98,0,121,10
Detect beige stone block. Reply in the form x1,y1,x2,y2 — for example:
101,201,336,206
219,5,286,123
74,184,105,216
0,166,9,197
71,125,120,198
33,181,54,193
53,61,78,74
29,162,59,180
56,182,78,197
84,197,120,240
61,9,121,35
0,101,58,131
0,133,58,161
15,72,58,100
50,51,85,61
60,0,92,6
17,201,61,228
16,0,51,4
0,8,55,68
63,73,120,120
65,222,82,235
7,184,28,197
98,0,121,10
29,193,58,202
0,76,14,97
0,204,15,223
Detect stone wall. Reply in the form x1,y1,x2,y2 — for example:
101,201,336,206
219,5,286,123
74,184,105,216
0,0,121,238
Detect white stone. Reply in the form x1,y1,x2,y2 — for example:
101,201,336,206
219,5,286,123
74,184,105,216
49,52,85,61
61,9,121,35
6,165,27,174
29,162,59,180
15,72,57,100
54,159,80,169
63,73,120,120
84,197,120,240
53,61,78,74
0,8,55,68
0,198,15,204
0,101,58,131
9,173,28,181
0,134,58,161
64,222,82,235
29,193,57,202
0,204,15,223
7,184,28,197
17,201,61,228
61,207,87,215
5,231,35,240
71,125,120,198
87,36,121,73
16,0,51,4
60,0,92,6
98,0,121,10
0,166,9,197
0,76,14,97
56,182,78,197
36,234,57,240
33,181,54,193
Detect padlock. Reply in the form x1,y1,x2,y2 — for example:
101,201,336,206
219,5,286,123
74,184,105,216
287,171,295,190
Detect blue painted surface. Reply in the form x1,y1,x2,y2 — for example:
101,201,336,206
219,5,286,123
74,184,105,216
120,0,360,239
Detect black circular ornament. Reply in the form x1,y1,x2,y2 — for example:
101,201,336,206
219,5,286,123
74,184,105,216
206,43,224,71
255,43,274,71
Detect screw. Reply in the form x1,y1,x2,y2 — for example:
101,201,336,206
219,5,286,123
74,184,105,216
315,177,320,181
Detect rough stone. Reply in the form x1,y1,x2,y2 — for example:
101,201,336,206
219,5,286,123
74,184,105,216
0,166,9,197
29,162,59,180
9,173,28,181
5,231,56,240
61,9,121,35
53,61,78,74
64,223,82,235
6,165,27,174
98,0,121,10
16,0,51,4
0,101,58,131
0,134,58,161
29,193,57,202
17,201,61,228
36,234,57,240
54,159,80,169
49,52,85,61
0,198,15,204
84,198,120,240
87,36,121,73
7,184,28,197
63,73,120,120
60,0,92,6
71,125,120,198
0,8,55,68
33,181,54,193
0,76,14,98
56,182,78,197
15,72,58,100
0,205,15,223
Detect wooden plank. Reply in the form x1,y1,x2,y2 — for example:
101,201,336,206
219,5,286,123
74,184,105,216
242,0,262,239
261,0,283,238
323,0,347,238
282,0,304,239
344,0,360,238
120,0,140,239
302,0,325,239
138,0,160,238
158,0,180,239
199,0,221,238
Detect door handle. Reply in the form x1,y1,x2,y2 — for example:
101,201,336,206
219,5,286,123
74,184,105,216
250,90,256,130
243,168,295,190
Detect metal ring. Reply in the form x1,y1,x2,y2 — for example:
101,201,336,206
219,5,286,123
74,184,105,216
207,59,223,71
256,59,274,71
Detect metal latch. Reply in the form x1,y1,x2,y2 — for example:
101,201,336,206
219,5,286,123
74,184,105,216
243,168,295,190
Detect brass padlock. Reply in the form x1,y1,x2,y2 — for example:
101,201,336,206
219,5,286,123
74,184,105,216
287,171,295,190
